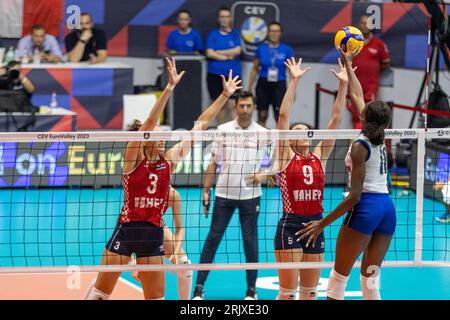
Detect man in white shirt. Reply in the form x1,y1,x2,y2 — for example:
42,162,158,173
193,91,272,300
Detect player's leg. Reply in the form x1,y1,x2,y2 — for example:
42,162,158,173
359,195,396,300
327,225,371,300
255,77,270,127
360,233,392,300
85,249,128,300
275,249,302,300
238,197,260,299
274,214,304,300
299,253,324,300
194,197,236,298
137,255,165,300
163,227,193,300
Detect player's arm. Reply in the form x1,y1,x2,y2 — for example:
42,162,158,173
203,155,218,217
314,58,348,166
277,57,310,169
338,45,365,117
247,58,260,92
169,188,185,256
123,57,185,173
297,142,367,247
165,70,242,166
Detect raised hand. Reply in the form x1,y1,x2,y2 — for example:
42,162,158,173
221,69,243,97
284,57,311,80
330,58,355,83
166,57,186,88
337,42,361,66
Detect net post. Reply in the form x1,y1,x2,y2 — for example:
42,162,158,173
414,129,425,266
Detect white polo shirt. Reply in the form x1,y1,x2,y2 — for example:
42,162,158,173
211,119,271,200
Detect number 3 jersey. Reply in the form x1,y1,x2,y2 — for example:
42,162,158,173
345,134,389,194
278,152,325,216
119,154,171,226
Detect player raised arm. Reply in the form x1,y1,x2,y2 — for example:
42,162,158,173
165,69,242,166
277,57,310,169
123,57,185,173
314,58,349,167
338,44,364,117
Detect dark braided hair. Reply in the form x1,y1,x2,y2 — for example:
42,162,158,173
361,101,391,145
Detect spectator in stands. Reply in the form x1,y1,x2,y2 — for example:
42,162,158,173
17,24,63,63
65,13,107,64
0,61,35,97
247,22,294,127
206,6,242,124
349,15,391,129
166,10,203,55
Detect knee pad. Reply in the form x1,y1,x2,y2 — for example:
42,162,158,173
360,274,381,300
299,286,318,300
177,255,193,280
85,286,110,300
276,287,297,300
327,269,349,300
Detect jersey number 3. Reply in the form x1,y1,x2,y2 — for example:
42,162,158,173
147,173,158,194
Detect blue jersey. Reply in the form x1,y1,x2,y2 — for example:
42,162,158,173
255,42,294,81
166,28,203,53
206,28,242,77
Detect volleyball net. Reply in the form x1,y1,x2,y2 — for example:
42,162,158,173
0,128,449,274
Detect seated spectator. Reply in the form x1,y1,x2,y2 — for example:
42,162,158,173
17,25,63,63
0,61,35,98
166,9,203,55
65,13,107,64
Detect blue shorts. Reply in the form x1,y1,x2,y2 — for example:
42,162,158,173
274,213,325,254
344,193,396,236
106,221,164,257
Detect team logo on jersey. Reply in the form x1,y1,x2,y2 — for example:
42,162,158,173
143,132,150,140
232,2,280,58
156,164,166,170
307,131,314,138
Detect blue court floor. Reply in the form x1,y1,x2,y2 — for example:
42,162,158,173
0,186,449,299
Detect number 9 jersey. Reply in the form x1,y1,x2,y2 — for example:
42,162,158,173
119,154,171,226
345,134,389,194
278,152,325,216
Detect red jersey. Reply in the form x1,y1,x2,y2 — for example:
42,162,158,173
278,152,325,216
119,155,171,226
353,35,390,99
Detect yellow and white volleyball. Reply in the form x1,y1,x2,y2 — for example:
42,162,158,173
334,26,364,55
241,17,268,44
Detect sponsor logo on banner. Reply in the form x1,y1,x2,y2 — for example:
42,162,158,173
232,1,280,57
307,131,314,138
144,132,150,140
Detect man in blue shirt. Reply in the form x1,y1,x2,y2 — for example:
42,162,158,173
206,6,242,124
17,25,63,63
166,10,203,55
248,22,294,127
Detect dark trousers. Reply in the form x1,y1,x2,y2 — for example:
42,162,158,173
196,196,260,289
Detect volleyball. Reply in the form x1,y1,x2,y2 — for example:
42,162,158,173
334,26,364,55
